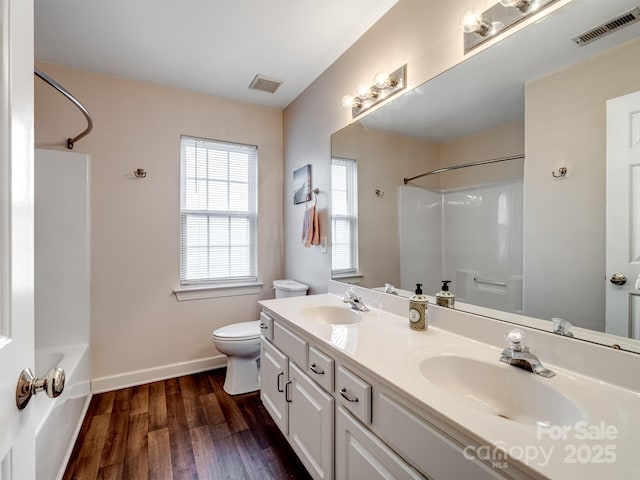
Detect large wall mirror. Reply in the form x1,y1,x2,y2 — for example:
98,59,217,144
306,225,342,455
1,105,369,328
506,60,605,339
331,0,640,353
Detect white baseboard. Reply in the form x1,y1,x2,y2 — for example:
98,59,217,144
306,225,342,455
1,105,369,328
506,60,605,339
91,355,228,393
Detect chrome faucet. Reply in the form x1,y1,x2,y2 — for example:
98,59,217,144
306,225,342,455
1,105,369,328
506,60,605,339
499,329,555,378
552,318,574,338
343,287,369,312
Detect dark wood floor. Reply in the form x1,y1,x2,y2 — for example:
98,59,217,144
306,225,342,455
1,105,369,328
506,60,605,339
63,369,312,480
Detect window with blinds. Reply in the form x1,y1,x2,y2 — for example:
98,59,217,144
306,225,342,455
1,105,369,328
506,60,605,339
331,157,358,275
180,136,258,285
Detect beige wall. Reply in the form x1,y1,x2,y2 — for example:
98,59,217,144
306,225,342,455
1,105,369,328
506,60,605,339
524,38,640,330
439,121,524,191
35,61,283,383
282,0,568,293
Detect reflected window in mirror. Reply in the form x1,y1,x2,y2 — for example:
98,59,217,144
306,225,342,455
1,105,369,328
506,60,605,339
331,157,358,276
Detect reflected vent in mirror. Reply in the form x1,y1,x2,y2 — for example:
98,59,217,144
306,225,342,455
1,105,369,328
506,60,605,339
573,7,640,46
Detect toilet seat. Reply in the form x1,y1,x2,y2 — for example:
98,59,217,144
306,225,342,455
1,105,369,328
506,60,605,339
212,320,260,342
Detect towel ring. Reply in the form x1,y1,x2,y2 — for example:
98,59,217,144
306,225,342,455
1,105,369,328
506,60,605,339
306,188,319,207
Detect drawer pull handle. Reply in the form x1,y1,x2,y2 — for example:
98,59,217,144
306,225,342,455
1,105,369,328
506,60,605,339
277,372,284,392
259,323,268,330
309,363,325,375
285,381,292,403
339,388,359,403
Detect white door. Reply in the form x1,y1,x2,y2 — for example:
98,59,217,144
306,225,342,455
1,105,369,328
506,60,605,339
259,339,289,435
289,362,333,480
606,90,640,339
335,407,423,480
0,0,36,478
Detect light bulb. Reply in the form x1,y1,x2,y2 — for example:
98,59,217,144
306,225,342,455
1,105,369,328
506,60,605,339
342,94,355,108
460,8,483,33
500,0,532,11
357,83,371,100
373,72,389,89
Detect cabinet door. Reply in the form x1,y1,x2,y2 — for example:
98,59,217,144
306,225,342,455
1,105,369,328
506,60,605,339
289,362,334,480
336,407,424,480
260,339,289,435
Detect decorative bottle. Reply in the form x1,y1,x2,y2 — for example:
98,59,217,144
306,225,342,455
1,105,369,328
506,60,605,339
409,283,428,331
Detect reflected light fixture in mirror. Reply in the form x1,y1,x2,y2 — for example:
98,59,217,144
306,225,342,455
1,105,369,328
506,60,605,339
462,0,560,52
342,64,407,118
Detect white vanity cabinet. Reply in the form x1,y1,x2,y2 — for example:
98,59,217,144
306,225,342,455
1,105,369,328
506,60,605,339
260,320,334,480
260,309,510,480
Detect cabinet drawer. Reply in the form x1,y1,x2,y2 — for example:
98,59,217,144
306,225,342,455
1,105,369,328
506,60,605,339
307,345,334,393
259,311,274,341
376,393,504,480
273,321,308,369
336,366,371,425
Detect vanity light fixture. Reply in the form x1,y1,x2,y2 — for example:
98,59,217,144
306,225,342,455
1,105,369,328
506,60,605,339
499,0,532,13
342,64,407,117
462,0,560,53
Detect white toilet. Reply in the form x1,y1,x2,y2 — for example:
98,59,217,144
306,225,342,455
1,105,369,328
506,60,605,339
212,279,308,395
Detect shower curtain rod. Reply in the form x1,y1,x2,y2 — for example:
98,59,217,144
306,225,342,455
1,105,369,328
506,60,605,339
34,68,93,150
403,154,525,185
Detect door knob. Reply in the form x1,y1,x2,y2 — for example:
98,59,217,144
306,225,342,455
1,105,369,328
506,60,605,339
16,367,65,410
610,274,627,285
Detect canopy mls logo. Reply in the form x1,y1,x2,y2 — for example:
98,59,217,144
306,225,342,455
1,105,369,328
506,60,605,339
463,421,619,469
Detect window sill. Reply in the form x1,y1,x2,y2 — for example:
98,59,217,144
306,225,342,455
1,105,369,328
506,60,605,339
174,282,264,301
332,273,364,285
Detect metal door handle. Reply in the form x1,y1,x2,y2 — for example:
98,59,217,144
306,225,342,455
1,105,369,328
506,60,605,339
610,274,627,285
16,367,65,410
285,381,292,403
339,388,359,403
309,363,324,375
277,372,284,392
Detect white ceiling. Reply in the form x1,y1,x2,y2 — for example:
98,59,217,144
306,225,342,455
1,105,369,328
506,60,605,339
34,0,399,109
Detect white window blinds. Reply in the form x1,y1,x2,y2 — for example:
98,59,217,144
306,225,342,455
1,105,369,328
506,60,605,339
331,157,358,275
180,136,258,284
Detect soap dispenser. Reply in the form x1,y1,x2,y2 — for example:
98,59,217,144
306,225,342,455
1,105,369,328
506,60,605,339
435,280,455,308
409,283,428,331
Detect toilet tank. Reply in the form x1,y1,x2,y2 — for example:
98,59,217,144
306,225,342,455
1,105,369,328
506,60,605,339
273,279,309,298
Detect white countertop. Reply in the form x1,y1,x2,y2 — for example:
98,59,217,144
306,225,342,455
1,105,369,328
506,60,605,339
260,293,640,479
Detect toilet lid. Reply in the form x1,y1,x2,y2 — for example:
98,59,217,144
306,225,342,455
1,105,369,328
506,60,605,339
212,320,261,341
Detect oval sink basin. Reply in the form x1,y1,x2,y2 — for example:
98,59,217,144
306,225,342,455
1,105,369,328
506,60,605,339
419,355,582,426
300,305,362,325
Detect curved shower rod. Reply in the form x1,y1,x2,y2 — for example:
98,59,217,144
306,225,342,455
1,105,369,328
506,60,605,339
34,68,93,149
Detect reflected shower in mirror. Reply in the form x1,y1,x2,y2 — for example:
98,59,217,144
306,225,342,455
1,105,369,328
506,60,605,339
330,0,640,352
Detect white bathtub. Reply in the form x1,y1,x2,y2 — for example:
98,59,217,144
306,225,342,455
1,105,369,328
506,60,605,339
34,344,91,480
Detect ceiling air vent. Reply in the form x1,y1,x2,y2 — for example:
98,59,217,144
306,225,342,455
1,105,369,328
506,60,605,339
248,74,283,94
573,7,640,46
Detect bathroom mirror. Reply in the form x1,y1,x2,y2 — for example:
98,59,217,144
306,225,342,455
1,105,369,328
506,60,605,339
331,0,640,353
